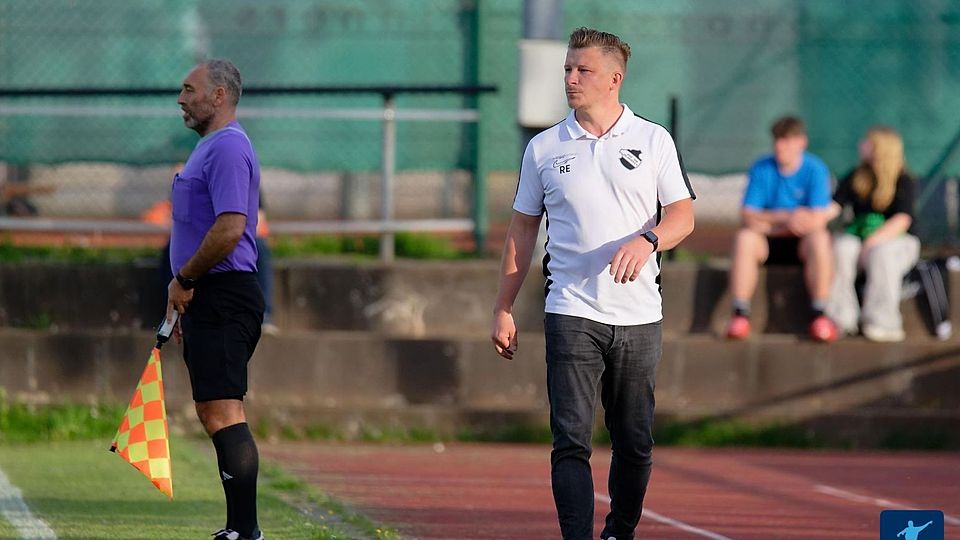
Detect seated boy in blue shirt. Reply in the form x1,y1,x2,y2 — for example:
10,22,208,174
726,115,838,342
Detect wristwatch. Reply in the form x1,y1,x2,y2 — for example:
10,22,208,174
641,230,659,252
175,272,198,290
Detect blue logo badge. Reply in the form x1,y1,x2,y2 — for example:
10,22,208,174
880,510,944,540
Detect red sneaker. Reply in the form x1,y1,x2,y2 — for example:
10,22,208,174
809,315,839,343
726,315,751,340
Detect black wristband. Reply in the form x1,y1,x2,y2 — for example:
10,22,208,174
641,230,659,251
175,272,198,290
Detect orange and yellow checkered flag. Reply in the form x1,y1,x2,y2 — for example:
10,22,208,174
110,347,173,499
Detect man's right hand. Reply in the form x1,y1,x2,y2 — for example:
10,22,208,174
491,309,519,360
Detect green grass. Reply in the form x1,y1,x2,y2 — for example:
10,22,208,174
254,417,822,448
15,312,54,330
262,463,403,540
258,418,816,448
0,239,158,264
256,419,445,445
0,395,126,443
270,235,372,258
880,428,952,450
267,232,468,260
0,517,16,539
0,232,471,264
0,439,395,539
0,238,719,263
393,233,462,259
662,247,713,263
359,425,442,444
652,418,820,448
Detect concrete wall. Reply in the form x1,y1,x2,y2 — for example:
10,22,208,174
1,328,958,447
3,259,957,338
2,259,959,446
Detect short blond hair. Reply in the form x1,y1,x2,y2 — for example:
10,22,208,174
568,27,631,70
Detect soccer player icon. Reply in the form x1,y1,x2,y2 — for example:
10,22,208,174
897,519,933,540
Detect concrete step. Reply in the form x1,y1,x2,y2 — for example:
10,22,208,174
2,260,958,342
2,329,957,448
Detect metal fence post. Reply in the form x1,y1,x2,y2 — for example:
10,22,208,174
470,2,487,255
381,93,396,262
665,95,680,261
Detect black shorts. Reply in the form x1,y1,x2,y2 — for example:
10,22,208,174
765,236,802,266
181,271,264,402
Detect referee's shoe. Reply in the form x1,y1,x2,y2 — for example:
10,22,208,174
212,528,264,540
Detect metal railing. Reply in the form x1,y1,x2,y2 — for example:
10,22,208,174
0,84,497,261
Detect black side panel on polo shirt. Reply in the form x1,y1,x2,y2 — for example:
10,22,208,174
634,113,697,200
655,201,663,293
674,144,696,199
542,211,553,298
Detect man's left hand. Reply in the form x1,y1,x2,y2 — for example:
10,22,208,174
609,236,655,284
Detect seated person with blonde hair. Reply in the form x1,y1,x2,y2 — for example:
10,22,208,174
825,126,919,342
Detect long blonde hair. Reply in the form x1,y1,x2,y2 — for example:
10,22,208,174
851,126,905,212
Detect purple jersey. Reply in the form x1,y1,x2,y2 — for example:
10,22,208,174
170,121,260,275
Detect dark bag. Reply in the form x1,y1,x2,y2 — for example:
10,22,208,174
902,259,952,340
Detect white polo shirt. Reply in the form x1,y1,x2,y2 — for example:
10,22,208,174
513,104,695,326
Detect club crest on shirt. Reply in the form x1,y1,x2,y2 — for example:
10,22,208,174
619,148,643,170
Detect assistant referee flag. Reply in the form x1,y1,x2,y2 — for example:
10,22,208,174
110,347,173,499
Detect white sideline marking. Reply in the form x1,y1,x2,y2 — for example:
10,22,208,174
815,484,960,526
0,466,57,539
595,492,732,540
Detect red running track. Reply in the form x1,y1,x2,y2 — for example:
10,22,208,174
262,443,959,539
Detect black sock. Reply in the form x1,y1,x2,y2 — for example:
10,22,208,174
214,447,234,531
811,299,827,319
212,422,259,537
732,299,751,318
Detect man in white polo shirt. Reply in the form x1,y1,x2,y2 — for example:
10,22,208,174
491,27,695,540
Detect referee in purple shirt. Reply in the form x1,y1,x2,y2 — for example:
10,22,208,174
166,59,265,540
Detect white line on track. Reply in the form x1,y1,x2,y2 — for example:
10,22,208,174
595,492,732,540
0,466,57,539
815,484,960,526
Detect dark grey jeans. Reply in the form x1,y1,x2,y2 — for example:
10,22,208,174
544,313,662,540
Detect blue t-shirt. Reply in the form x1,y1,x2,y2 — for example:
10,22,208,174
742,152,831,211
170,121,260,275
